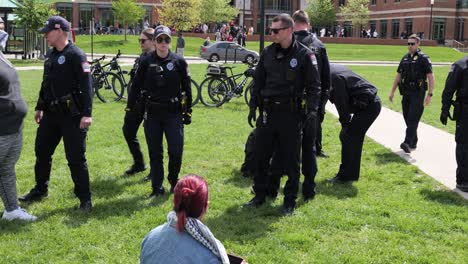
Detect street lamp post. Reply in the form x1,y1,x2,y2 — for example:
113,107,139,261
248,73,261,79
429,0,434,40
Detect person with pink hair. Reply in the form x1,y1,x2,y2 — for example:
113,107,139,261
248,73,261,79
140,175,229,264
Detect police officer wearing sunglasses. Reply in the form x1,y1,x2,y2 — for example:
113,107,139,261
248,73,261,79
389,34,435,153
244,14,321,216
123,28,155,177
128,25,192,197
19,16,93,211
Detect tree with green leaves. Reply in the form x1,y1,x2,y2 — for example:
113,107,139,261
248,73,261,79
305,0,336,27
112,0,145,41
159,0,202,31
12,0,58,33
339,0,370,37
200,0,238,24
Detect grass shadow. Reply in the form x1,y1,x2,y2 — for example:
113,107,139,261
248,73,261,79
0,220,34,234
420,188,468,206
223,168,253,189
205,203,283,243
316,180,358,199
374,151,407,165
90,176,126,198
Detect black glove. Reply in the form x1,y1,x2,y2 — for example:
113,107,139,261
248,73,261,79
440,110,449,126
182,112,192,125
248,108,256,128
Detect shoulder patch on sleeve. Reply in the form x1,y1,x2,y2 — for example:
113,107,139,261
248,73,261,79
310,53,318,66
81,62,91,73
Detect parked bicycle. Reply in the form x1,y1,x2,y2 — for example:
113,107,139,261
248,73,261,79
105,50,129,101
199,62,255,107
89,55,125,103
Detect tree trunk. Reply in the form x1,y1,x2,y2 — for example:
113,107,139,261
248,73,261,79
125,24,128,41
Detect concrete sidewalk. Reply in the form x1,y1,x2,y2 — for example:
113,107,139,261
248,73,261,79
326,103,468,199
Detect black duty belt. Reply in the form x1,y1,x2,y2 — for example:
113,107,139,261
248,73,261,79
146,101,181,113
261,97,299,112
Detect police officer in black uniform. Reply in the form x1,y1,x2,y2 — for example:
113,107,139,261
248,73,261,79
328,64,381,183
390,34,435,153
123,28,155,176
129,25,192,197
244,14,321,215
19,16,93,211
292,10,331,158
440,56,468,192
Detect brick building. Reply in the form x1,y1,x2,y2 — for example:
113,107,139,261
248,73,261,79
333,0,468,41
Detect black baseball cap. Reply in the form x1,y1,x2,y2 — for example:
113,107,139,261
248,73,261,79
39,16,70,33
154,25,171,39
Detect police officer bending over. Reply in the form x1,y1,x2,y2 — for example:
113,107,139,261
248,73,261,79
19,16,93,211
440,56,468,192
244,14,321,215
327,64,381,183
123,28,155,177
389,34,435,153
292,10,331,158
129,25,192,197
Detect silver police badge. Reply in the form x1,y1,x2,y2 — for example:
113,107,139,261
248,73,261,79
58,55,65,65
290,58,297,68
166,62,174,71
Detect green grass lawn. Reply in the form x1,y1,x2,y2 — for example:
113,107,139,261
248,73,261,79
0,65,467,263
75,34,465,62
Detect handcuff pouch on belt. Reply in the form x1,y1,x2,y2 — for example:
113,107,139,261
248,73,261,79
46,93,81,116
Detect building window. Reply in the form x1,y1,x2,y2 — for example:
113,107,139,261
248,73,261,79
371,0,376,5
265,0,292,12
380,20,388,38
395,0,400,2
392,19,400,39
404,18,413,36
369,20,376,37
56,4,73,24
79,4,93,34
343,21,352,37
455,18,464,41
433,18,446,41
339,0,346,6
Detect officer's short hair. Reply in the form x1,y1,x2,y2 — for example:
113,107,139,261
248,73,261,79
141,28,154,40
272,14,294,29
408,34,420,43
292,10,309,25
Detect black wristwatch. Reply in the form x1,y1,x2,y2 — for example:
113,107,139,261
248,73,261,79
428,93,433,97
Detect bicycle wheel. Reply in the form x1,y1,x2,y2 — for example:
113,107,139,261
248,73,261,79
244,81,253,106
111,74,126,101
95,72,124,103
191,79,200,106
199,76,229,107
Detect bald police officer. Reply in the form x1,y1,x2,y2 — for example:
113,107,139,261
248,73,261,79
19,16,93,211
441,56,468,192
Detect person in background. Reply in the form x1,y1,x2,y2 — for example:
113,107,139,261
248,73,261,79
140,175,230,264
203,36,211,46
0,18,37,221
176,32,185,57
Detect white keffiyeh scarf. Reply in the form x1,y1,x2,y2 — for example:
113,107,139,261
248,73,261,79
167,211,229,264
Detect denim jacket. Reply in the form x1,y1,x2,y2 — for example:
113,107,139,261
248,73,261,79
140,222,222,264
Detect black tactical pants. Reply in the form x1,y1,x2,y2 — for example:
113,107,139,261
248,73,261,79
338,97,381,181
455,108,468,185
269,115,317,198
240,128,257,177
402,89,426,148
144,112,184,191
34,112,91,202
122,101,145,167
253,111,301,206
315,115,323,154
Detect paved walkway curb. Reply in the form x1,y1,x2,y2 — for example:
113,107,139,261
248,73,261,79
326,102,468,199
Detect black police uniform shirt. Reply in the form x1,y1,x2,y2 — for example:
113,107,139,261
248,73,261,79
251,38,321,111
397,48,432,92
442,56,468,112
330,64,378,124
294,30,331,99
127,51,150,102
129,51,192,108
35,43,93,117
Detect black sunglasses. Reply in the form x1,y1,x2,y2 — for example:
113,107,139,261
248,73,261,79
407,42,416,46
138,38,149,44
270,27,288,34
156,37,171,44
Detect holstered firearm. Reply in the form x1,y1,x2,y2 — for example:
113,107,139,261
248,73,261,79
451,100,460,121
